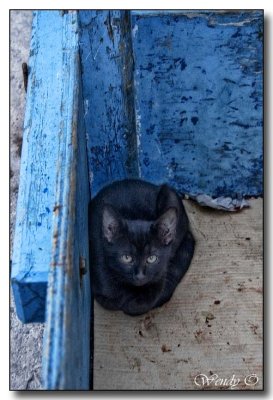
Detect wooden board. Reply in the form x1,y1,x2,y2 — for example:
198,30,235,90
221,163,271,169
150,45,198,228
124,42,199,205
131,10,263,197
40,12,91,390
10,11,91,389
93,199,263,390
79,10,263,198
11,11,69,323
79,10,139,196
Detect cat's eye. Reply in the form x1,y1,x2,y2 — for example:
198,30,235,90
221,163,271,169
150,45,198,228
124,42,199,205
120,254,133,264
147,255,158,264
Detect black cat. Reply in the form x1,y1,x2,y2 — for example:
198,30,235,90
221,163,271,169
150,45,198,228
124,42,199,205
89,179,195,316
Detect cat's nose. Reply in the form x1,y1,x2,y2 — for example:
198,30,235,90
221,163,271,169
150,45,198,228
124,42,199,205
134,271,146,286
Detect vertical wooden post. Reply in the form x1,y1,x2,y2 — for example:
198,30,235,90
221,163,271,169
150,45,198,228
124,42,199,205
11,10,91,389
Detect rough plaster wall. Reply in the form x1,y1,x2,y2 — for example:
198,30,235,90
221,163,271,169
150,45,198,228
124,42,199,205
10,10,43,390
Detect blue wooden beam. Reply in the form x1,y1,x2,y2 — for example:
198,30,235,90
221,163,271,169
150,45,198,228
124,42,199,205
79,11,139,196
11,11,79,323
11,11,91,389
42,44,91,388
39,12,91,389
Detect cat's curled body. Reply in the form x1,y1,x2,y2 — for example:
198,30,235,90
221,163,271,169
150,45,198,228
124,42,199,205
89,179,195,316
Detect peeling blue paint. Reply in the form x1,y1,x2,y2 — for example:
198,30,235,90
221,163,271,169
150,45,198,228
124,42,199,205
79,11,139,195
78,10,263,198
11,11,91,390
130,10,263,197
11,11,72,323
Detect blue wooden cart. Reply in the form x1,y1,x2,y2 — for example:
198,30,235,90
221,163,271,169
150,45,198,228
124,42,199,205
11,10,263,389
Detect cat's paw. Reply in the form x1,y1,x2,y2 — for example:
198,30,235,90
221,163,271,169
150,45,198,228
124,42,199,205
122,297,155,316
95,294,121,310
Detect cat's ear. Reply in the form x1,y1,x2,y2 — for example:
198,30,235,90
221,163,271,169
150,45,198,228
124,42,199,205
102,205,122,243
157,184,180,214
155,207,178,245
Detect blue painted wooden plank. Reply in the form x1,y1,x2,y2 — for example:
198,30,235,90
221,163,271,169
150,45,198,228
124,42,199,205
35,13,91,389
79,10,262,198
131,10,263,197
11,10,91,388
79,11,139,196
11,11,81,323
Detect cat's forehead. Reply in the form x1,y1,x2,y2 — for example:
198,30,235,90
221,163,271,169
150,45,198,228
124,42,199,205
125,219,153,249
126,219,153,232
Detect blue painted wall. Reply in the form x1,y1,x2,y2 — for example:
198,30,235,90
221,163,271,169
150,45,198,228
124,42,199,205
79,10,263,198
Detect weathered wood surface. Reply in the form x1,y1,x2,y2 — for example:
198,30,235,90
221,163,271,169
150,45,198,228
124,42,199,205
11,11,78,323
40,13,91,390
10,10,91,389
131,11,263,197
79,11,139,196
79,10,263,198
93,199,263,390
